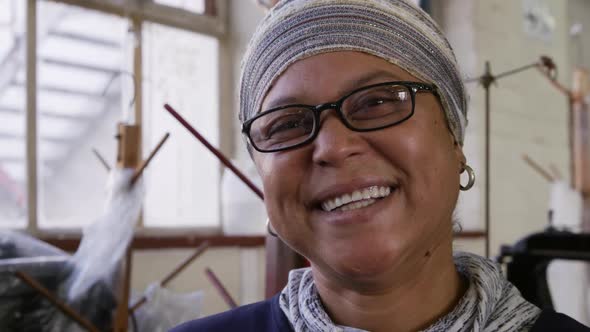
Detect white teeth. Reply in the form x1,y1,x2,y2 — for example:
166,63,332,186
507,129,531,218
320,185,392,212
352,191,362,201
370,186,378,196
342,193,352,205
362,190,371,200
340,199,376,212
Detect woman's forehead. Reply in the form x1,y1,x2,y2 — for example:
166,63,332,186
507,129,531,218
262,52,419,109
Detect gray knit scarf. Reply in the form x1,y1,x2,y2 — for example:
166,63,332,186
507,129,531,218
279,252,541,332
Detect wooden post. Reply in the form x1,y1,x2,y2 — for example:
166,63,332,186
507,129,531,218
112,248,133,332
572,68,590,229
113,123,141,332
204,0,217,16
116,124,141,168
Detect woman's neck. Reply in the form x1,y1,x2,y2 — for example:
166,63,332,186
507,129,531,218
312,244,467,332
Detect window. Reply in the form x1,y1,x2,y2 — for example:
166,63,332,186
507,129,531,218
0,0,27,228
142,23,219,227
154,0,206,14
0,0,224,232
37,1,125,228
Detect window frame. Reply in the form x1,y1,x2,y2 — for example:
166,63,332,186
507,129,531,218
21,0,230,237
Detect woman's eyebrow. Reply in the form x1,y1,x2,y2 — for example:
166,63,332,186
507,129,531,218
347,70,404,91
265,96,302,110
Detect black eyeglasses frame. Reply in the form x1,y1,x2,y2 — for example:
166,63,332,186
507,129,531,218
241,81,438,153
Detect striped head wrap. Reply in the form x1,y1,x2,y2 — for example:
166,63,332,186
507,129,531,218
239,0,468,145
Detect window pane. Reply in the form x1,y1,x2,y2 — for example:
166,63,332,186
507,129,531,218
0,0,27,227
37,1,126,228
154,0,205,14
142,23,219,227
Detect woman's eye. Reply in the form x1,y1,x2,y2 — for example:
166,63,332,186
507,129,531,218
366,98,394,106
358,90,408,107
352,96,402,112
270,119,301,134
265,115,312,138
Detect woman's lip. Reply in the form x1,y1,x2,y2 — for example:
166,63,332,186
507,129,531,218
314,186,398,225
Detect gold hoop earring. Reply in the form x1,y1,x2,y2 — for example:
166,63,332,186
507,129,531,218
266,218,278,237
460,164,475,191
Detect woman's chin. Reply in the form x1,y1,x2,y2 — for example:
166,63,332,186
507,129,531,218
321,249,404,285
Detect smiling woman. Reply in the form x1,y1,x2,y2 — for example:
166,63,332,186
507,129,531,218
172,0,589,331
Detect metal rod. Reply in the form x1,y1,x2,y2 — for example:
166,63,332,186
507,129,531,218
92,148,111,171
465,62,538,83
493,63,539,81
14,271,100,332
569,95,575,189
129,241,210,312
205,267,238,309
522,154,554,182
483,61,492,259
164,104,264,199
26,0,38,235
130,132,170,185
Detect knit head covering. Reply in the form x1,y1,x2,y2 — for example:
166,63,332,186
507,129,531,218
239,0,468,145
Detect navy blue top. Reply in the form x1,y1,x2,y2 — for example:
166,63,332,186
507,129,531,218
171,294,293,332
171,294,589,332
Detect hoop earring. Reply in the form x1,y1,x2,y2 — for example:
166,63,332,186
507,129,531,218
460,164,475,191
266,218,278,237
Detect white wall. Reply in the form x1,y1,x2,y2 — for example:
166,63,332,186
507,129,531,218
568,0,590,70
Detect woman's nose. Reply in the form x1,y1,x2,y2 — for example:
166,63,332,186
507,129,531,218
311,114,366,167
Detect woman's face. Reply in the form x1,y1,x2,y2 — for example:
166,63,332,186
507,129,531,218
253,51,465,283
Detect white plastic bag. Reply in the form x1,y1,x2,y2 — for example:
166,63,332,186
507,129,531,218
134,283,204,332
66,168,144,300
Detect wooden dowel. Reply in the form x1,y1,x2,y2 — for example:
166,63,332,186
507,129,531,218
130,132,170,185
14,271,100,332
164,104,264,200
164,104,305,303
92,148,111,171
549,164,563,181
536,66,572,98
205,267,238,309
161,241,210,286
129,241,210,312
522,154,554,182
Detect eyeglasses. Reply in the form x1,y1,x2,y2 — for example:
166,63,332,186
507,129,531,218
242,81,437,153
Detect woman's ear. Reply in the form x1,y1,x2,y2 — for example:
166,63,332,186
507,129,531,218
453,141,467,171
